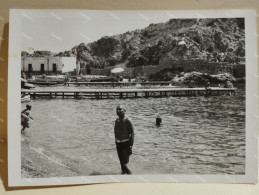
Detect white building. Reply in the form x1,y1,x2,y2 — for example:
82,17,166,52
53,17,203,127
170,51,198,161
21,56,77,74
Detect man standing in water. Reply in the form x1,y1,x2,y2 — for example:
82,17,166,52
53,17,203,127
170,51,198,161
114,105,134,174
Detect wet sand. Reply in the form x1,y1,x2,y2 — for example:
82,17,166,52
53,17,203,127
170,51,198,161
21,137,80,178
21,135,122,178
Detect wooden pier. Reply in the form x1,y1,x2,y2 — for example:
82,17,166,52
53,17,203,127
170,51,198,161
66,81,171,87
21,87,237,99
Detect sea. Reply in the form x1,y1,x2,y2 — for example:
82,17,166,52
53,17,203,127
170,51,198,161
21,84,245,178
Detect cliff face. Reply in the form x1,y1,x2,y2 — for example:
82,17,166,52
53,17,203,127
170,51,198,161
23,18,245,69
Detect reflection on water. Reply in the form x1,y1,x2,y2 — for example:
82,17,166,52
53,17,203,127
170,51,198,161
21,85,245,177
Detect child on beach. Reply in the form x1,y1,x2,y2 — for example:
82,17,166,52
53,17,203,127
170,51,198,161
114,105,134,174
21,104,33,133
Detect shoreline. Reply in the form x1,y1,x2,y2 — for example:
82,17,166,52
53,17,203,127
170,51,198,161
21,137,80,178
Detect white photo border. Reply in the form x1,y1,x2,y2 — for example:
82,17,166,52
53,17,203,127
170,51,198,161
8,9,258,186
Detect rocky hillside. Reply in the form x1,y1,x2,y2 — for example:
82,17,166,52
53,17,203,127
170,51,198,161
23,18,245,70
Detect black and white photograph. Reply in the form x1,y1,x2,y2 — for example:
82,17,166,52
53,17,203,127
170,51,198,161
8,9,258,186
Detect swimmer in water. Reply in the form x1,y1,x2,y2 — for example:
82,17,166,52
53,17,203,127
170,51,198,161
156,116,162,126
21,104,33,133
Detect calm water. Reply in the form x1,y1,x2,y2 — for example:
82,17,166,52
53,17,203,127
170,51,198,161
21,85,245,177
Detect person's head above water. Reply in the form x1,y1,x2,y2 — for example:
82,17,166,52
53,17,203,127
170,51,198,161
26,104,32,110
156,115,162,125
116,105,126,119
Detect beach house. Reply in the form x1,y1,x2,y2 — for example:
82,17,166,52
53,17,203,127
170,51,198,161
21,56,77,75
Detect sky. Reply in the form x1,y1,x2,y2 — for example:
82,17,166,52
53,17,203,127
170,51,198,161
21,10,178,53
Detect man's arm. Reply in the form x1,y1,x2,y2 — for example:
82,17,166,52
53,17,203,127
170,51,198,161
21,113,29,120
126,118,134,147
114,119,118,140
